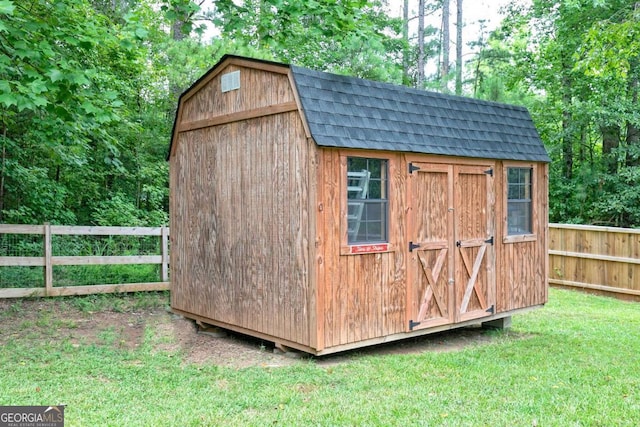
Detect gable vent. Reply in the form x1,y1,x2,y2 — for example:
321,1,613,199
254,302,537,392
221,70,240,93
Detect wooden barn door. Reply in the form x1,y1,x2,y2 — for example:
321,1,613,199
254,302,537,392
453,165,495,323
407,162,495,331
407,163,454,330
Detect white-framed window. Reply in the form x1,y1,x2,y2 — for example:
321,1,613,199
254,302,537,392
347,157,388,244
507,167,533,235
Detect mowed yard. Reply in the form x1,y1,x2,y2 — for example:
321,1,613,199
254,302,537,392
0,288,638,426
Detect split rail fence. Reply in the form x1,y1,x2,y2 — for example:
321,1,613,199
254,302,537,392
1,223,639,299
0,224,169,298
549,223,640,299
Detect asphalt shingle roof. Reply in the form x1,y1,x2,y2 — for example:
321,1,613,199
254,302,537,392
290,66,550,162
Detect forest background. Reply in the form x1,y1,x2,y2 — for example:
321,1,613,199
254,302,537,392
1,0,639,228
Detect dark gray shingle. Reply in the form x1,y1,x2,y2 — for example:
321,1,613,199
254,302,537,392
291,66,550,162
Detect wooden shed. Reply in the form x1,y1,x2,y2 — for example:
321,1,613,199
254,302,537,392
168,54,550,355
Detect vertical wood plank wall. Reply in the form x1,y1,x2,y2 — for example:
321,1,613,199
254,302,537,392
317,149,407,349
171,63,315,348
406,163,453,329
181,64,293,124
454,166,494,320
317,153,548,350
495,162,549,312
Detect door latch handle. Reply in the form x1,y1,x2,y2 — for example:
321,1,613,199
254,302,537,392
456,240,461,247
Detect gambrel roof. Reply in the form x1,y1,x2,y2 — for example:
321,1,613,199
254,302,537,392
169,55,550,163
290,65,550,162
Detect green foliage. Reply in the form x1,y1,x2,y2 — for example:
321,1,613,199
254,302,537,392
2,0,638,229
0,0,182,226
591,167,640,226
0,266,43,289
213,0,405,81
0,0,409,227
0,1,120,222
53,264,160,287
476,0,640,227
92,193,145,227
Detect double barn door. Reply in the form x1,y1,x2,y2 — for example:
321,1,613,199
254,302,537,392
407,162,495,331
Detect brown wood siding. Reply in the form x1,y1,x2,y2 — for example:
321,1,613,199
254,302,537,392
453,165,495,321
180,64,293,125
317,153,548,350
170,110,314,347
495,162,548,312
317,149,406,349
406,163,453,328
170,56,548,353
406,163,454,330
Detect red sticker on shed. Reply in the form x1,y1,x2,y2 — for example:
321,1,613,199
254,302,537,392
348,243,389,254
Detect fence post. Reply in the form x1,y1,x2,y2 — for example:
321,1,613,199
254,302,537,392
161,226,169,283
43,223,53,296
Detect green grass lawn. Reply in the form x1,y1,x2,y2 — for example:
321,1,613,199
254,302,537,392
1,288,639,426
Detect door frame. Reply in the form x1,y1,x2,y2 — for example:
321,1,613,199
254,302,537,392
453,164,496,323
406,162,455,331
406,158,496,331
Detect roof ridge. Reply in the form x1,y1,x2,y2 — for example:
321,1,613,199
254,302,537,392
290,65,529,112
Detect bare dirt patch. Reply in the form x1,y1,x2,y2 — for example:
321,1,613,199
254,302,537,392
151,313,301,368
0,298,508,368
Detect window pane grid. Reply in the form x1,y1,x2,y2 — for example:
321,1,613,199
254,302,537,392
347,157,388,244
350,200,388,243
507,167,533,235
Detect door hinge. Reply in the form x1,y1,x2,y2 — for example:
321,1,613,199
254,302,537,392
485,236,494,245
409,163,421,174
409,241,420,252
456,240,461,247
409,320,421,330
486,305,495,314
484,168,493,177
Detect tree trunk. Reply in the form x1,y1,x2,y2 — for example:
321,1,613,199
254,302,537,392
417,0,425,87
171,19,187,42
168,3,193,112
402,0,410,86
0,124,5,221
560,53,574,179
455,0,463,95
561,115,573,178
626,122,640,166
441,0,450,91
626,57,639,166
601,124,620,174
169,21,187,101
579,126,591,164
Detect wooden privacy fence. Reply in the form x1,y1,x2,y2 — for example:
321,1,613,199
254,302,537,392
0,224,169,298
549,223,640,299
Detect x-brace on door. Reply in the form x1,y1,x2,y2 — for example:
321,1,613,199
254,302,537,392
407,162,495,331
